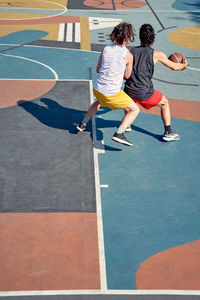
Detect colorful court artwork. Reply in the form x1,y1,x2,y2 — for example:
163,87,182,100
0,0,200,299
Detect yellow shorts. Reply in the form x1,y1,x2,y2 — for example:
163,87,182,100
93,88,132,110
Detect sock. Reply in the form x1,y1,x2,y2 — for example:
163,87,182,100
116,126,126,134
164,125,171,133
82,115,90,125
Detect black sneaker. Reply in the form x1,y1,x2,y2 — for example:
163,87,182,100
112,132,133,146
77,122,86,132
163,130,181,142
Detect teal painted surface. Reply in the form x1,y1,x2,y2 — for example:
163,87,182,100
0,30,48,44
0,46,99,80
96,111,200,289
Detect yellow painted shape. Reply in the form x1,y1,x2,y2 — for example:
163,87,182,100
0,0,67,9
0,24,60,41
80,17,90,51
169,26,200,50
0,11,51,19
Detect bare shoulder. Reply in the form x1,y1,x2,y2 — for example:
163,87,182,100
126,50,133,63
154,50,167,62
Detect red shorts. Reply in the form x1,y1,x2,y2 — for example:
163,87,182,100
132,90,163,110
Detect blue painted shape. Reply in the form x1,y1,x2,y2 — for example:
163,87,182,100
97,111,200,289
0,54,55,79
1,46,99,80
172,0,200,11
0,30,48,45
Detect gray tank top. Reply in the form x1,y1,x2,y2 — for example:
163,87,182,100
124,46,154,100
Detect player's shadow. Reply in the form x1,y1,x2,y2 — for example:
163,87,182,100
17,98,121,152
95,117,163,141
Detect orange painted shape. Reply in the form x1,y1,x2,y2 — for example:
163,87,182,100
138,98,200,122
0,80,56,109
136,240,200,290
83,0,146,9
115,0,146,9
0,213,100,291
0,16,80,25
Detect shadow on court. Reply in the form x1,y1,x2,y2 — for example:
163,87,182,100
18,98,121,152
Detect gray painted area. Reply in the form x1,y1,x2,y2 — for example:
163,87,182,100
0,294,200,300
0,81,96,212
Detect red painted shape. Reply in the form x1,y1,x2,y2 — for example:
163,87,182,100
0,213,100,291
83,0,146,9
0,16,80,25
0,80,56,109
136,240,200,290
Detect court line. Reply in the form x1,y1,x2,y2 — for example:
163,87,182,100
58,23,65,41
153,77,199,86
0,289,200,296
90,79,107,292
0,0,67,20
0,42,101,54
0,53,58,79
100,184,109,188
188,66,200,72
64,9,200,12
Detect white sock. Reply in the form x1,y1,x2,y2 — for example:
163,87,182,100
82,115,90,124
116,126,126,134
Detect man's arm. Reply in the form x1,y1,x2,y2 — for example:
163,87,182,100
96,52,103,73
124,51,133,79
154,50,188,71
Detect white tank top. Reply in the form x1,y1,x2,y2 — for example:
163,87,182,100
94,44,128,95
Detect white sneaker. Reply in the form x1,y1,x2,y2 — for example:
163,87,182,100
163,130,181,141
125,126,131,132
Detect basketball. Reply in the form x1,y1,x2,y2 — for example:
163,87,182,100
168,52,185,63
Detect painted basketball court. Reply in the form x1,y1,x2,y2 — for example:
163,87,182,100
0,0,200,299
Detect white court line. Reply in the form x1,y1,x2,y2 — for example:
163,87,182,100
66,23,73,42
90,80,107,292
75,23,80,43
100,185,109,188
0,0,67,20
0,53,58,79
188,66,200,72
0,289,200,297
58,23,65,41
0,42,101,53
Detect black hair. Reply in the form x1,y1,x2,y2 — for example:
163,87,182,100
139,24,155,46
110,22,135,45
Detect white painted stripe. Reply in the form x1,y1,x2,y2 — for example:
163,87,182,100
0,78,90,81
0,289,200,296
0,43,101,54
66,23,73,42
0,0,67,21
188,66,200,72
58,23,65,41
0,43,19,46
90,80,107,292
0,53,58,80
100,184,109,188
75,23,80,43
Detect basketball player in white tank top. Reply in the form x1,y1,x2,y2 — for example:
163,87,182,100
77,22,139,147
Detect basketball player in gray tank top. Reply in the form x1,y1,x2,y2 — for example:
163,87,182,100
124,24,188,142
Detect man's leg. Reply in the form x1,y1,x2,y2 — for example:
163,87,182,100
157,95,180,141
112,101,140,146
77,101,101,131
